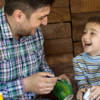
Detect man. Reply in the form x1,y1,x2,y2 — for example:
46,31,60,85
0,0,70,99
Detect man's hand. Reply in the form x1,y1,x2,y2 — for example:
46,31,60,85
89,85,100,100
23,72,58,94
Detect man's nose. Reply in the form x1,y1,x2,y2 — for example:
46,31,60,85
41,17,48,25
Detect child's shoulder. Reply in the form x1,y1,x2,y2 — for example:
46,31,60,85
73,52,85,60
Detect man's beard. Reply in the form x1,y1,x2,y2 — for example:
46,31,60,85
15,27,32,36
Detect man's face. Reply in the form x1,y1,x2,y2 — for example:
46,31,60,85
15,6,50,36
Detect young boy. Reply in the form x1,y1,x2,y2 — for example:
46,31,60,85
73,16,100,100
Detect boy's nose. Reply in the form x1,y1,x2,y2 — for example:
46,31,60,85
83,33,89,39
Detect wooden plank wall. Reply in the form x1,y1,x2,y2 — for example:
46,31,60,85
0,1,4,9
1,0,100,99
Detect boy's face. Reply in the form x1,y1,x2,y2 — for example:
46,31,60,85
82,22,100,57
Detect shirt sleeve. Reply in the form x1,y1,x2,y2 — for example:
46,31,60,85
73,58,91,90
0,78,25,98
37,27,54,75
40,50,54,74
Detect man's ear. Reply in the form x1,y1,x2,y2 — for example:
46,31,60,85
13,10,25,22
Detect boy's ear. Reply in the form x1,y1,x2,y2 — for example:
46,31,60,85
13,10,25,22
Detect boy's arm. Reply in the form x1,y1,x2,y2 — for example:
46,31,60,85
73,58,91,89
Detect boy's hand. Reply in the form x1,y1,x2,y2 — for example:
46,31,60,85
58,74,70,85
89,85,100,100
76,87,87,100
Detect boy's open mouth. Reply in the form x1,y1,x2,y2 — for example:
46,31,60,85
85,43,92,47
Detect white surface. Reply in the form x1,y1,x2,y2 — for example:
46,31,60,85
83,88,91,100
64,94,74,100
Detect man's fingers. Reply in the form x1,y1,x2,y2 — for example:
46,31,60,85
40,72,54,77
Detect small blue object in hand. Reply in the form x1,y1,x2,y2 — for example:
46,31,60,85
82,86,85,99
46,75,65,83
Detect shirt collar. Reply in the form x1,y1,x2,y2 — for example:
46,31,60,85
85,52,100,60
0,7,13,39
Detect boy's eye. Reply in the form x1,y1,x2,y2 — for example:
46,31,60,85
91,32,95,35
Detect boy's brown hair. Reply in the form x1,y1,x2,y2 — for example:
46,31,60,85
88,16,100,24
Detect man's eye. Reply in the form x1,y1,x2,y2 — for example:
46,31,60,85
40,18,44,20
40,17,45,20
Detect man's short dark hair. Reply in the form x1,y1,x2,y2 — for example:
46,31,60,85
88,16,100,24
4,0,55,18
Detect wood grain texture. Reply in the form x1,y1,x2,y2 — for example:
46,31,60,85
52,0,69,7
74,42,84,57
41,23,71,39
46,53,73,67
0,0,5,9
72,27,84,41
48,8,71,23
72,12,100,27
70,0,100,13
51,67,74,79
44,38,73,55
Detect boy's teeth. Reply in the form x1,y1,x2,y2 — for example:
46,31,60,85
85,43,91,46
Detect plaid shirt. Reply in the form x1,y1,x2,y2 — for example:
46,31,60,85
0,7,53,100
